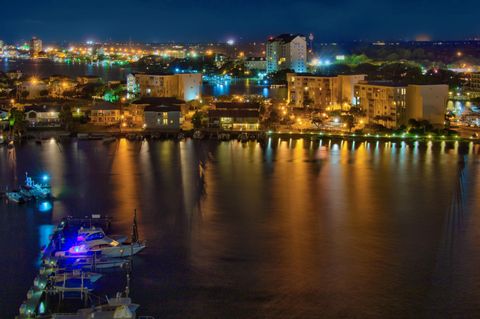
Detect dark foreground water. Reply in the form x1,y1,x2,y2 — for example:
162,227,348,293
1,139,480,318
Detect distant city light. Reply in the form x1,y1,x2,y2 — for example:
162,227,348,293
227,39,235,46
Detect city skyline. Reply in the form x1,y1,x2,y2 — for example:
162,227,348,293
2,0,480,43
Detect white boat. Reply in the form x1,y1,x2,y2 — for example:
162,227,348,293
37,269,103,284
72,257,129,270
68,241,146,258
5,191,25,203
49,295,139,319
76,226,128,246
89,241,146,258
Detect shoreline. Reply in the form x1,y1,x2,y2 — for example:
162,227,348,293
5,128,478,144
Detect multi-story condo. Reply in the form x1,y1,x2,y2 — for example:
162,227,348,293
354,82,407,129
266,34,307,74
464,72,480,98
30,37,42,56
354,82,448,128
287,73,366,110
127,73,202,101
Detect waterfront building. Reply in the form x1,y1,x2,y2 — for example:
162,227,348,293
24,105,61,127
354,81,407,129
244,57,267,71
266,34,307,74
30,37,42,56
127,73,202,101
90,103,122,126
144,104,182,130
287,73,366,110
464,72,480,98
354,82,448,128
405,85,449,126
130,97,186,128
208,102,260,131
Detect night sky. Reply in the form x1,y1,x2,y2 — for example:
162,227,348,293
1,0,480,43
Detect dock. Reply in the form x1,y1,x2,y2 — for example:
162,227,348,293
16,214,152,319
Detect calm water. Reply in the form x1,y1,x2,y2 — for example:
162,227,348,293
1,139,480,318
0,59,287,99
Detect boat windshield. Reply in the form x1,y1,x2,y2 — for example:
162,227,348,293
83,232,105,242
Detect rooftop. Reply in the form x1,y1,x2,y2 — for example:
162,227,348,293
131,97,185,106
357,81,407,88
91,103,121,111
208,109,260,118
24,104,62,113
215,102,260,110
268,34,305,43
144,105,181,112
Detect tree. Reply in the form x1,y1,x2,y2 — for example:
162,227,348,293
192,111,206,129
21,91,29,100
9,108,26,136
39,89,49,97
59,105,74,131
263,109,280,129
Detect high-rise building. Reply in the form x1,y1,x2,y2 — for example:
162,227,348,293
30,37,42,56
266,34,307,74
287,73,366,110
127,73,202,101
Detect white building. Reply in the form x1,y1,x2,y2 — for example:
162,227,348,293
406,85,449,126
266,34,307,74
127,73,202,101
24,105,61,127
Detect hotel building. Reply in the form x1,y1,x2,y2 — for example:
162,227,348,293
266,34,307,74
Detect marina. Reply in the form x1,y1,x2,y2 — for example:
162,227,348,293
15,213,150,318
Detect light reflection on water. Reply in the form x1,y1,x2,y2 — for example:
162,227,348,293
0,139,480,318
